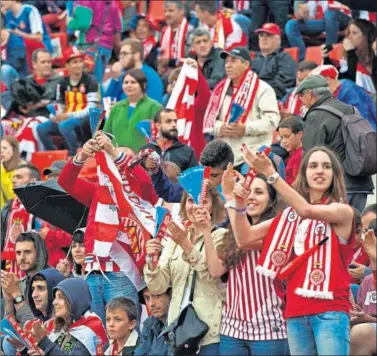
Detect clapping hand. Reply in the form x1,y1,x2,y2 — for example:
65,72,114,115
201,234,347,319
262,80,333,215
241,144,275,177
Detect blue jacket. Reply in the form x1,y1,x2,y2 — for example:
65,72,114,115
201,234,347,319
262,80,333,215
134,316,170,356
151,167,184,203
104,63,163,104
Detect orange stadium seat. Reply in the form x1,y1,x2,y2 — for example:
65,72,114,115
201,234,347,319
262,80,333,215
148,0,165,23
284,47,299,62
304,46,322,65
31,150,69,180
328,42,343,63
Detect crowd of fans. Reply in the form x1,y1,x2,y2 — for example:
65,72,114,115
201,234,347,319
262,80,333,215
1,0,377,355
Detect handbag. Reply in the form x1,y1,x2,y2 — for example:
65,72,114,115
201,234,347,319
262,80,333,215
159,243,209,356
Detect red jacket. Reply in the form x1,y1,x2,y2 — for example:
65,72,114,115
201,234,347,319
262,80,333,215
58,154,158,270
191,68,211,159
42,222,72,267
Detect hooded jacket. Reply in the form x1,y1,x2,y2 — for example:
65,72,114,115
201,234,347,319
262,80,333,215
27,268,66,322
38,278,107,355
14,232,49,326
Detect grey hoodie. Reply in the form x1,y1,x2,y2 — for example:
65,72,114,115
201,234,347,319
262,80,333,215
15,232,49,326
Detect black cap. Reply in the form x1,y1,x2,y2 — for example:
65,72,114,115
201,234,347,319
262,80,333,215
220,47,252,63
43,160,66,176
137,282,172,305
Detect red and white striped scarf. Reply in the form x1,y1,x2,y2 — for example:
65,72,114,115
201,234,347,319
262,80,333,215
283,88,306,117
257,206,335,300
355,10,377,23
2,199,33,276
166,62,198,144
48,311,108,355
93,151,156,289
234,0,250,11
310,0,352,19
143,36,157,59
160,18,188,60
15,116,49,160
203,69,260,133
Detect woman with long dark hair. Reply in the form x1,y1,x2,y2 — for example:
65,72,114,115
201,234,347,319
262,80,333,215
226,146,354,355
324,18,377,94
201,172,288,355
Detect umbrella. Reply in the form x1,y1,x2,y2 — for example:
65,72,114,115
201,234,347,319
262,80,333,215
14,179,88,234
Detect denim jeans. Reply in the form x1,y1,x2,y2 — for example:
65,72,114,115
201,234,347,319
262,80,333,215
85,271,139,324
346,193,368,213
37,118,83,155
285,10,351,61
287,312,350,355
220,335,289,355
198,343,219,355
1,64,20,89
90,45,112,83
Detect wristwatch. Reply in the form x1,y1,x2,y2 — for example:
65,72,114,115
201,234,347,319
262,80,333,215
13,295,25,304
224,200,247,214
266,172,280,185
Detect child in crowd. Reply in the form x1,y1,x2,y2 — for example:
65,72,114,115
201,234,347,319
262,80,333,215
105,297,140,355
277,116,304,186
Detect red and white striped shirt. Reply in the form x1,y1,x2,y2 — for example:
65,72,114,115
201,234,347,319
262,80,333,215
221,250,287,340
234,0,250,11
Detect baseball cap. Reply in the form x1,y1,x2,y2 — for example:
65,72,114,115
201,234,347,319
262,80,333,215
137,282,172,305
63,47,84,63
43,160,67,176
255,23,281,36
295,75,329,95
220,47,252,63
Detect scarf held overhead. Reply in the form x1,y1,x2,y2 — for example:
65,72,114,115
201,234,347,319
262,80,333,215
166,62,198,143
256,207,335,300
203,69,260,133
94,151,157,288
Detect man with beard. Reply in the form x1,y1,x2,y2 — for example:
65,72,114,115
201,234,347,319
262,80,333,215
139,108,198,172
104,38,163,104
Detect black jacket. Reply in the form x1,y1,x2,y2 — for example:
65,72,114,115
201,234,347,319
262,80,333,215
251,48,297,99
302,94,374,193
189,46,225,90
139,139,198,172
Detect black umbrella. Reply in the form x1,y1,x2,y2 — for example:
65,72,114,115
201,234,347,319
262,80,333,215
14,179,88,234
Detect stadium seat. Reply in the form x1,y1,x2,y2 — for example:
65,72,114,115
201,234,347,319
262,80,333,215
304,46,323,65
31,150,69,180
328,42,343,63
148,0,165,23
284,47,299,62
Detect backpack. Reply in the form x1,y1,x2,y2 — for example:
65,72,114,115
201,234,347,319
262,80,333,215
314,105,377,177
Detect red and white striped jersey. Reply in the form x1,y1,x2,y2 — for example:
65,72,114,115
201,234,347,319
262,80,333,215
307,0,352,20
234,0,251,11
221,250,287,340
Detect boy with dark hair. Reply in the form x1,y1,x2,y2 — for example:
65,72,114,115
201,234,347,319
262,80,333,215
277,116,304,186
105,297,140,355
145,139,235,202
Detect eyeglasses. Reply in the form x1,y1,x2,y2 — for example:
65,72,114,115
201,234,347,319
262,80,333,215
120,51,134,57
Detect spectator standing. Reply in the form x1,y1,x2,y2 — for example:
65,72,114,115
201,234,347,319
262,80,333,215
239,145,355,356
251,23,297,100
105,298,140,355
1,136,21,208
188,27,225,90
140,108,198,172
203,47,280,170
277,116,304,186
37,47,99,156
159,1,190,70
207,173,288,355
194,0,247,51
144,186,228,355
1,0,52,77
1,165,40,276
285,0,352,61
249,0,290,51
104,69,161,153
129,14,160,70
295,75,374,212
323,19,377,95
73,1,122,82
105,39,163,103
134,284,171,356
